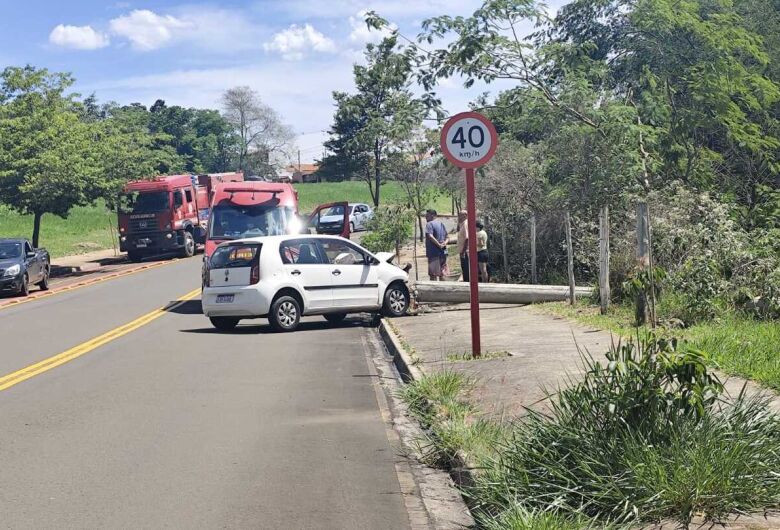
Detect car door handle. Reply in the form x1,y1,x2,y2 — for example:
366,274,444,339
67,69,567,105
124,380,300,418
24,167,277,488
332,269,341,276
291,269,301,276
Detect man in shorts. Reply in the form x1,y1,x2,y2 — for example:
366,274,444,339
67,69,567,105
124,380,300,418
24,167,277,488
425,209,448,281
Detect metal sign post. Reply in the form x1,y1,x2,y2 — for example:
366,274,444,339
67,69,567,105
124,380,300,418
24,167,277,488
440,112,499,358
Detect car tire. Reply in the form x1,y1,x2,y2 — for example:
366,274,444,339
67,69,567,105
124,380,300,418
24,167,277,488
350,221,356,233
181,231,195,258
323,312,347,325
269,295,301,332
37,267,50,291
210,317,239,331
18,274,29,297
128,251,142,263
382,283,409,317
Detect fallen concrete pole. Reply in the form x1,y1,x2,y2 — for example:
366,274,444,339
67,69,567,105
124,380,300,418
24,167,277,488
413,281,593,304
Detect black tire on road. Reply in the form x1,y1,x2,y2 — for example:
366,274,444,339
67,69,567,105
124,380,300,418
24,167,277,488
181,231,195,258
382,283,409,317
210,317,239,331
37,267,50,290
269,295,301,332
18,274,29,297
323,312,347,325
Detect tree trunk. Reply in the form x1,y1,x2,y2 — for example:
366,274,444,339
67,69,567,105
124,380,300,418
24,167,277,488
530,213,537,284
565,212,575,305
417,215,424,242
32,211,43,248
373,141,381,207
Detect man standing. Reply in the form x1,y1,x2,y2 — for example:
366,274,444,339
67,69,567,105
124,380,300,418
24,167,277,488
425,209,448,281
456,210,469,282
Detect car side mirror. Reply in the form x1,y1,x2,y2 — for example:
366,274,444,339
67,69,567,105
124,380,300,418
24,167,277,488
26,251,35,258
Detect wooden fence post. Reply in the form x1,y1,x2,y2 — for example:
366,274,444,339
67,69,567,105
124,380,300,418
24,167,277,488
501,226,509,283
530,213,537,284
598,205,610,314
636,202,650,325
565,212,575,305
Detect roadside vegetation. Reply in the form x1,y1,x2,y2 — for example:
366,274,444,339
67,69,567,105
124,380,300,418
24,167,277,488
402,336,780,529
294,181,451,214
545,300,780,392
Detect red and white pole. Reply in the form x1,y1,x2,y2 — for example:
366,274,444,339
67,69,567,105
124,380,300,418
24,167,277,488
465,167,481,358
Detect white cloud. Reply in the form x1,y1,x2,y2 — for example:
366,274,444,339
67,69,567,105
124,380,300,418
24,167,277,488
48,24,109,50
348,10,395,44
263,24,337,61
109,9,190,51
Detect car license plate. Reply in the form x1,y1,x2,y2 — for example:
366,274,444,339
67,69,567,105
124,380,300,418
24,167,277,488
216,294,234,304
136,241,147,248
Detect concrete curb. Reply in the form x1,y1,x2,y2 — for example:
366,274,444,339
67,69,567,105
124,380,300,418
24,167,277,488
378,318,477,528
379,319,424,383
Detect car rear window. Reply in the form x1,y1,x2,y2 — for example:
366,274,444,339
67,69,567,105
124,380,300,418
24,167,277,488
210,244,260,268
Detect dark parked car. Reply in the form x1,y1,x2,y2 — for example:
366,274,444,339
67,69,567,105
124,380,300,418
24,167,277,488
0,238,50,297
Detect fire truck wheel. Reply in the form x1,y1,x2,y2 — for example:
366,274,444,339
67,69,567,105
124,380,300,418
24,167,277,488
181,231,195,258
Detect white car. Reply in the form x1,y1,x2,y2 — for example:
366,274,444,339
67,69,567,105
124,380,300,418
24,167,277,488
316,203,373,234
201,234,410,332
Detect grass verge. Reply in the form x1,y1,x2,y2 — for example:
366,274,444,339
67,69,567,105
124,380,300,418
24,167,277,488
400,337,780,529
542,300,780,391
0,203,118,258
294,181,453,214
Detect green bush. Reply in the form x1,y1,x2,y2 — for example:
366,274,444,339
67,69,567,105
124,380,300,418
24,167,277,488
360,204,414,254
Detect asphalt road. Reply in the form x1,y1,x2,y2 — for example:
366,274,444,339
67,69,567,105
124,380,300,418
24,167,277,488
0,256,411,529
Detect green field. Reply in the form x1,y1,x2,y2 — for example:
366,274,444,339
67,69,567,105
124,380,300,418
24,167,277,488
0,181,453,258
294,181,453,214
0,203,118,258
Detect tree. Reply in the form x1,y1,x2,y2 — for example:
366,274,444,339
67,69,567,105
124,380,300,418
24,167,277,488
0,66,102,247
321,37,426,207
221,86,294,178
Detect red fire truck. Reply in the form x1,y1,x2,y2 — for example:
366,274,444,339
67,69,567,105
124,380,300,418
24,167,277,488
118,172,243,262
204,181,350,257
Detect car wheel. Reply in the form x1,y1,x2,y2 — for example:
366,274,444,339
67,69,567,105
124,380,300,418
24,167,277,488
18,274,29,297
210,317,239,331
37,267,50,290
181,231,195,258
269,295,301,332
323,312,347,325
382,283,409,317
350,221,356,233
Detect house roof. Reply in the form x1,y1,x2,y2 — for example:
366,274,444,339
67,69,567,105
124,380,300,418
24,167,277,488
286,163,319,175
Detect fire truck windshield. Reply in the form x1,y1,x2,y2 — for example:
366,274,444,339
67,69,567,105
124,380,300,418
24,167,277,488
209,203,295,240
119,191,170,214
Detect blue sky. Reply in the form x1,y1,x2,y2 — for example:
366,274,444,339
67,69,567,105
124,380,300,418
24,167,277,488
2,0,564,162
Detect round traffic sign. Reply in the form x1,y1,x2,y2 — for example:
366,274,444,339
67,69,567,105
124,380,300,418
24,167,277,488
440,112,498,169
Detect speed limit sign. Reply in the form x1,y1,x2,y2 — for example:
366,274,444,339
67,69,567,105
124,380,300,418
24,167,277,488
439,111,498,358
440,112,498,169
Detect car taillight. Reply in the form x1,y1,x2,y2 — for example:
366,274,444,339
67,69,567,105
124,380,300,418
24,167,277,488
250,263,260,285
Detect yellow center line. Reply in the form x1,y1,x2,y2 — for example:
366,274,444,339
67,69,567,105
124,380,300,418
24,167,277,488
0,287,202,392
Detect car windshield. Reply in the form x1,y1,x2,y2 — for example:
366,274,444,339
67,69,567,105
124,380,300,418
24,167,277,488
209,203,295,240
119,191,170,214
0,242,22,259
323,205,352,217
